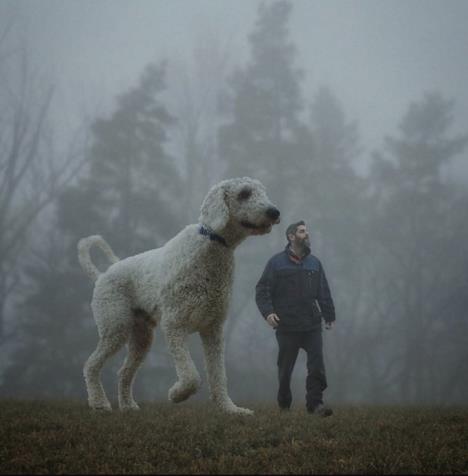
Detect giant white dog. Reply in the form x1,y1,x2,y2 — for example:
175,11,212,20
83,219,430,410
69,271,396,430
78,177,280,414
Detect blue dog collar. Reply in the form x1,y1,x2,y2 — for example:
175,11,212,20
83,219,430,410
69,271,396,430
199,224,228,247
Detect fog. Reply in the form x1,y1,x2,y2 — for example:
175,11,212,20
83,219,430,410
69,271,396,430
1,0,467,406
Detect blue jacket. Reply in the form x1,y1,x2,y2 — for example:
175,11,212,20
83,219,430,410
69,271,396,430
255,245,335,332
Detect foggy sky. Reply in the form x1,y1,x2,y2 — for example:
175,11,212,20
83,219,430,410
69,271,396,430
5,0,468,177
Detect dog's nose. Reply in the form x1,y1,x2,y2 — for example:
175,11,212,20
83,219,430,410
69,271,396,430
266,207,280,221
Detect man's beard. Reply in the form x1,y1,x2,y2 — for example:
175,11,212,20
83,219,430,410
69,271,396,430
297,238,310,254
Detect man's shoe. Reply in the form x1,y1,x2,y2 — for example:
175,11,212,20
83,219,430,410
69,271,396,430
308,403,333,417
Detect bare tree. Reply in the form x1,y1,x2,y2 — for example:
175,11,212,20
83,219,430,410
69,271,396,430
0,25,87,341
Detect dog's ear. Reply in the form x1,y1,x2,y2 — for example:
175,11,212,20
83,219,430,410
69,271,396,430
199,183,229,231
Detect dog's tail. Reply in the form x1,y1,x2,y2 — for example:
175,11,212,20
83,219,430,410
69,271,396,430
77,235,120,282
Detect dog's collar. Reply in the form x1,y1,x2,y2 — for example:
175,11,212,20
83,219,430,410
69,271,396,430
199,224,228,247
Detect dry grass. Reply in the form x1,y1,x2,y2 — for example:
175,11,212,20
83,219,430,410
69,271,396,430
1,400,467,474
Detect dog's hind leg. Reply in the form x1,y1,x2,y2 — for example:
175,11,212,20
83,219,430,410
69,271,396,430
163,322,201,403
84,331,127,411
118,310,155,411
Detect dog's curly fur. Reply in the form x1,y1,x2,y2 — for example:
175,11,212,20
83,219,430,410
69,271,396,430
78,177,280,414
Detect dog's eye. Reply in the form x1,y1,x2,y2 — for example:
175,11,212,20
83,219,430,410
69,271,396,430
237,188,252,201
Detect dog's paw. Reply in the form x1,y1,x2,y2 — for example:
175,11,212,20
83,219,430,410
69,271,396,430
90,401,112,412
119,401,140,411
168,379,200,403
226,405,254,416
218,400,254,415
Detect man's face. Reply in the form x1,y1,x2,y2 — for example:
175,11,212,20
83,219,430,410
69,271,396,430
291,225,310,249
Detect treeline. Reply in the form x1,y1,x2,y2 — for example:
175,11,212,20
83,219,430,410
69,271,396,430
1,1,467,405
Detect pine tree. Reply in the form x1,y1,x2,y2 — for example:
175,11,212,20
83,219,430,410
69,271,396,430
369,92,468,403
61,62,182,257
209,2,309,393
219,0,305,204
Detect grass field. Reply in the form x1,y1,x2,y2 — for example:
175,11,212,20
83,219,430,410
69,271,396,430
0,400,467,474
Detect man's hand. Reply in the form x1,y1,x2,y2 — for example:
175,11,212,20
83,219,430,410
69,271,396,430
266,313,280,328
324,321,334,330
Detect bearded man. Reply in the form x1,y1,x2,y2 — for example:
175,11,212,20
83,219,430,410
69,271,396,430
255,220,335,416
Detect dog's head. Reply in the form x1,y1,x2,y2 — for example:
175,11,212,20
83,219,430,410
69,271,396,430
199,177,280,239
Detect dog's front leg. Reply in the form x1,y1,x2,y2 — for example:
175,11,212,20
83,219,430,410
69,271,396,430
200,324,253,415
163,325,201,403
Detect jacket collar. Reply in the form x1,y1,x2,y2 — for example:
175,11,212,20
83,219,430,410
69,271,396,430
285,243,310,263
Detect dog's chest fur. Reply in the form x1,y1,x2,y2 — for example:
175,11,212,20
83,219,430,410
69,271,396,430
134,225,235,329
163,245,234,326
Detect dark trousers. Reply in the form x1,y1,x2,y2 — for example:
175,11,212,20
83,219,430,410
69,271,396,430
275,330,327,411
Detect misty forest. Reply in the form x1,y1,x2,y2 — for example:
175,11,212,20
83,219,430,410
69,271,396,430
1,0,468,409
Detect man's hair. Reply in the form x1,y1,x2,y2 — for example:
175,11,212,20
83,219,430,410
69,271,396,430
286,220,305,243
